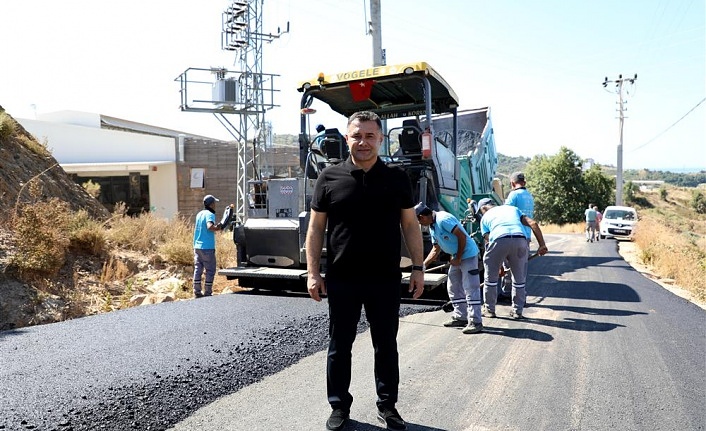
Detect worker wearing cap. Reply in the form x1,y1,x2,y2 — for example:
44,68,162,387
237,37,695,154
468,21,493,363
477,198,548,319
193,194,225,298
502,171,535,301
505,172,535,239
415,202,483,334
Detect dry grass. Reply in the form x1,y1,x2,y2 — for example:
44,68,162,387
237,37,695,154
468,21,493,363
541,222,585,234
8,197,241,322
631,187,706,303
10,197,72,277
0,111,17,140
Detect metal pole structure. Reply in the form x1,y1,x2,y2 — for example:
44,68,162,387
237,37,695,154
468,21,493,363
369,0,387,136
616,82,625,205
370,0,383,67
602,74,637,206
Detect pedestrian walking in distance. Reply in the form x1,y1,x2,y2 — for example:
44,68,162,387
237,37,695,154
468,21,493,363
585,204,598,242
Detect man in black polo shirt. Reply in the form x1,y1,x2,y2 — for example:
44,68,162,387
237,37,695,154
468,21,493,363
306,111,425,431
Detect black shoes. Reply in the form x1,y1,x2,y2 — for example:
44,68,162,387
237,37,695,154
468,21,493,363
194,292,203,298
326,408,349,431
377,406,407,430
326,406,406,430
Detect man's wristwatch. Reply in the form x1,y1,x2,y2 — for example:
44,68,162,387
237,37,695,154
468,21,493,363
412,265,424,272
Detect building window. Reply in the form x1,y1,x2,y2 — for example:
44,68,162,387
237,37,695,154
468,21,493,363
75,175,150,216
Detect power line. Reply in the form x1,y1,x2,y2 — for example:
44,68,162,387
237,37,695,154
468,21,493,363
629,97,706,152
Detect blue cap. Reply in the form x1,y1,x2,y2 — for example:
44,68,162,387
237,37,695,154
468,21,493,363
203,194,219,206
414,202,432,217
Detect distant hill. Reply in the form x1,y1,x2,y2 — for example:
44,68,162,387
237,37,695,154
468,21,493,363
617,168,706,188
497,153,530,177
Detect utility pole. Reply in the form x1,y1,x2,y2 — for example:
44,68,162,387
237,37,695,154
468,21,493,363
369,0,384,67
369,0,386,135
603,74,637,206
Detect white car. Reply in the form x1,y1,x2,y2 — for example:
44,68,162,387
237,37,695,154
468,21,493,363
599,205,638,239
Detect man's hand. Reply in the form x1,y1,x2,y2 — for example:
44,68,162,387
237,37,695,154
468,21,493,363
408,271,425,299
537,245,548,256
307,273,326,302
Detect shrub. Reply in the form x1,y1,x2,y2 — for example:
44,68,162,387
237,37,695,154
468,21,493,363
157,217,238,268
68,210,107,255
106,209,174,253
0,111,17,140
659,186,668,201
624,181,637,204
11,198,71,277
691,190,706,214
82,180,101,199
158,216,194,266
17,134,51,158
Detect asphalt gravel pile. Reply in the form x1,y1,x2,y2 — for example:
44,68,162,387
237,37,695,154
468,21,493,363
64,314,331,431
1,303,436,431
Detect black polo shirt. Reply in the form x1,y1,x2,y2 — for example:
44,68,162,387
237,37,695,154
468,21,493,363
311,158,415,281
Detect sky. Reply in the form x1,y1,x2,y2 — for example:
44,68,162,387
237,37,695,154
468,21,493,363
1,0,704,172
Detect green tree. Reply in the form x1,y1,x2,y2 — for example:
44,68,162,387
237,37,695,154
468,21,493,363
624,181,638,204
583,164,614,211
525,147,586,224
525,147,616,224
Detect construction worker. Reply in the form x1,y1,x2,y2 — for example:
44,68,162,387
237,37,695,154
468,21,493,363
478,198,548,319
501,172,535,302
192,194,225,298
415,202,483,334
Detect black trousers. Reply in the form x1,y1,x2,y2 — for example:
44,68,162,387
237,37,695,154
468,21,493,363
325,278,401,411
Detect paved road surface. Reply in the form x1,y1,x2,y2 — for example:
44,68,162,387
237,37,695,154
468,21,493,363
170,234,705,431
1,234,703,431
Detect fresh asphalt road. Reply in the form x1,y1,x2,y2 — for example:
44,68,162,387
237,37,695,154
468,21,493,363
1,234,704,431
170,234,705,431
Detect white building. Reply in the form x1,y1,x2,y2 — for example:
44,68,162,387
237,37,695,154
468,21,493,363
17,111,236,220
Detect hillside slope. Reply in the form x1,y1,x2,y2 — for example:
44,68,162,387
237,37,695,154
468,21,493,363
0,108,169,330
0,108,110,222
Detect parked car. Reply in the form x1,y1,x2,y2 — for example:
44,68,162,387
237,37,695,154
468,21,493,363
599,205,638,239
